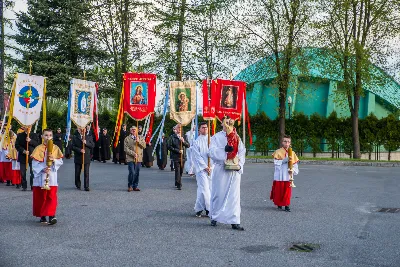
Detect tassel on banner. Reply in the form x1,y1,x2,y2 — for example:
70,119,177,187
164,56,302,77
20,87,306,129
212,117,216,135
243,89,252,145
113,87,125,148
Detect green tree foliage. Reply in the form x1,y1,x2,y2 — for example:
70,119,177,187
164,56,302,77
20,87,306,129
286,112,308,156
360,113,379,159
308,113,324,157
380,114,400,161
14,0,107,98
324,111,340,158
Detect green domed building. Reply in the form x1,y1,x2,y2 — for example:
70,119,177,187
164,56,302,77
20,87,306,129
235,48,400,119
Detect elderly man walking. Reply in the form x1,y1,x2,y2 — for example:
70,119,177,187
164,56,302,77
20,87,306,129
124,126,146,192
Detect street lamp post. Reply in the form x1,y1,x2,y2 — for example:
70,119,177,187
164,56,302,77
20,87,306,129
288,96,292,119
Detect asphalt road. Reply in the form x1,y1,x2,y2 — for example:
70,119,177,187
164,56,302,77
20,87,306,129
0,159,399,267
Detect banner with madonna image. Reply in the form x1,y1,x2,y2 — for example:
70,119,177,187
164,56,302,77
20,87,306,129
169,80,196,126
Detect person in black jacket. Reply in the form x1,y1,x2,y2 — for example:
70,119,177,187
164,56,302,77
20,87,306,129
53,128,64,153
15,126,40,191
155,133,168,170
167,124,190,190
100,128,111,163
118,124,128,164
72,128,95,191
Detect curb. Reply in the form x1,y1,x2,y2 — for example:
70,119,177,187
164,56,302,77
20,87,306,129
246,158,400,167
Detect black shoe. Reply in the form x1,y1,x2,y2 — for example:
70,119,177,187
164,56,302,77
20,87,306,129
40,216,47,224
205,210,209,216
277,206,283,210
6,181,11,186
16,184,21,189
22,188,27,191
285,206,291,212
76,186,81,190
195,211,202,218
232,224,245,231
211,220,217,226
48,216,57,225
84,188,90,191
171,168,174,172
31,186,33,191
102,161,106,163
177,186,182,190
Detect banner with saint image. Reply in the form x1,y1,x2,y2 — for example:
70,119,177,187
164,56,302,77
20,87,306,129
214,79,246,121
69,78,96,128
169,80,196,126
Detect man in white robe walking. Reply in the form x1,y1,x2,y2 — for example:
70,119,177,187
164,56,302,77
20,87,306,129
184,125,196,176
208,117,246,230
192,122,213,217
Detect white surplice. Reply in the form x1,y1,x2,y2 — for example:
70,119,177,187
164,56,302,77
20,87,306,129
192,134,213,212
208,131,245,225
184,131,195,175
32,150,63,187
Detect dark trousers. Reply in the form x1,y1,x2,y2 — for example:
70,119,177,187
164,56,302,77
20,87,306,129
20,162,33,189
75,163,90,189
128,162,141,188
173,161,184,187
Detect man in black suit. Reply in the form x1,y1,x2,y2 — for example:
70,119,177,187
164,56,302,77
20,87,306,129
72,128,95,191
100,128,111,163
53,128,64,153
118,124,128,164
15,126,40,191
167,124,190,190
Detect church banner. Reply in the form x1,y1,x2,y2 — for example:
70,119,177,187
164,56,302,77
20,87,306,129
123,73,157,121
169,80,196,126
12,73,46,127
69,78,97,128
202,79,217,120
214,79,246,121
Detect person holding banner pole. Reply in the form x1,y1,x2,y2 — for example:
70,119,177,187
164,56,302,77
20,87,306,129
16,126,40,191
167,124,190,190
72,128,94,191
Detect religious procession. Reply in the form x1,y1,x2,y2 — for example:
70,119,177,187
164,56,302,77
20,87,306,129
0,67,301,231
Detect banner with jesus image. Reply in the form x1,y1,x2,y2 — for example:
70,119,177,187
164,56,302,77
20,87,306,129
169,80,196,126
69,78,97,128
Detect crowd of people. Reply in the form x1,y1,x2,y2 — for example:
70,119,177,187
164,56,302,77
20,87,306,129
0,117,299,230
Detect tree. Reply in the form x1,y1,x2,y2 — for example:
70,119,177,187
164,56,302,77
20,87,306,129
227,0,313,143
14,0,107,98
316,0,400,159
324,111,340,158
286,112,308,156
185,0,240,81
380,114,400,161
360,113,378,159
90,0,146,98
308,113,324,157
0,0,13,116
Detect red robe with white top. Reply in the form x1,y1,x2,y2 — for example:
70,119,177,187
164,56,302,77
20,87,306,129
270,147,299,206
31,144,63,217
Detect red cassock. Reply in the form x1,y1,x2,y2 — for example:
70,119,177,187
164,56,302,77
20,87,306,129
10,169,21,185
270,181,292,206
0,162,3,182
32,186,58,217
1,162,12,182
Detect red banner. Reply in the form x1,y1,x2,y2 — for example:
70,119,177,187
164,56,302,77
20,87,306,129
202,79,217,120
123,73,156,121
214,79,246,121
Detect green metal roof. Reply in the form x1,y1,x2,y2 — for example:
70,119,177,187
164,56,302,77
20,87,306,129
235,47,400,109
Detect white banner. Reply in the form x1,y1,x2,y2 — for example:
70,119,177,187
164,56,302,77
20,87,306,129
12,73,45,127
69,78,96,128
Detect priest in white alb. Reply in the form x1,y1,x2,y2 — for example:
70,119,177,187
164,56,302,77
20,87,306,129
208,116,245,231
192,122,213,218
31,129,63,225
